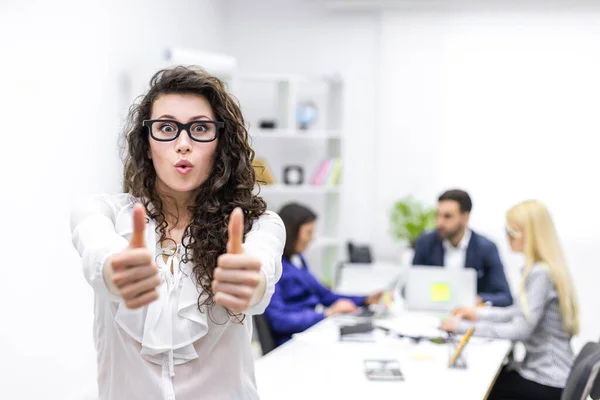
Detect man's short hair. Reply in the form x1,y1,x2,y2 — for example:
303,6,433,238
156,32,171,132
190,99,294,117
438,189,472,213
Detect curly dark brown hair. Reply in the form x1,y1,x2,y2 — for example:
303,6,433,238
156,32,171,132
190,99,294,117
121,66,266,318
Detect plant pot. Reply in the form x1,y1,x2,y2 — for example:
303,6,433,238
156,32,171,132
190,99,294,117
396,240,415,266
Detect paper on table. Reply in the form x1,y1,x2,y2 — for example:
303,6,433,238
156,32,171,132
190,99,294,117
374,314,444,339
292,327,339,344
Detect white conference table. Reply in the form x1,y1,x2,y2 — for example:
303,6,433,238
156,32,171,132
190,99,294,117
255,310,512,400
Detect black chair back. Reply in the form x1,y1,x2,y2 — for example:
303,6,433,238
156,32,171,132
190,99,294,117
562,342,600,400
347,242,373,263
252,314,277,356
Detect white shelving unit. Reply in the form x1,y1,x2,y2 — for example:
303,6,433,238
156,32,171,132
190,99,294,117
231,72,345,285
147,51,346,283
257,184,341,195
250,129,342,139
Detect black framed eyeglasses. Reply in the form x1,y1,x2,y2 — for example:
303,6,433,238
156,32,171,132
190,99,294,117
142,119,224,142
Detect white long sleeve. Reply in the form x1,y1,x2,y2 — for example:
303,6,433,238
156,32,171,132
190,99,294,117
69,193,285,400
243,211,285,315
70,193,130,301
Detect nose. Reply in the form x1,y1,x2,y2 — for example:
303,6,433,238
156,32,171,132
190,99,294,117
175,128,192,154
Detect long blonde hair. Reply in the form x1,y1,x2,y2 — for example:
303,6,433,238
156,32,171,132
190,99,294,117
507,200,579,336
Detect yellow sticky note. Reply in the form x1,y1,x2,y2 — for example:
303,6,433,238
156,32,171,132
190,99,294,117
431,283,450,302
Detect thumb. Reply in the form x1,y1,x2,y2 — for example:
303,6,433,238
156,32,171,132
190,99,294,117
226,207,244,254
129,203,147,249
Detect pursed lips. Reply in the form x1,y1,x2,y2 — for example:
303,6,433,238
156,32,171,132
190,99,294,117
175,160,194,174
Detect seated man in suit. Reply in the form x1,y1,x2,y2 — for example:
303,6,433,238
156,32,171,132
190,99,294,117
412,189,513,307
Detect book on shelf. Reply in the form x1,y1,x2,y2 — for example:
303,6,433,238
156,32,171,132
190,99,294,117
311,158,342,187
253,158,276,185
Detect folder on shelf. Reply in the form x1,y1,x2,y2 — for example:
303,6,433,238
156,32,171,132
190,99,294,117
326,159,343,187
311,158,342,186
321,159,335,185
253,158,275,185
311,159,332,185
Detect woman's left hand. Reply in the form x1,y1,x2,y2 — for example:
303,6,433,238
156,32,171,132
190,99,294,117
213,208,264,313
440,316,461,333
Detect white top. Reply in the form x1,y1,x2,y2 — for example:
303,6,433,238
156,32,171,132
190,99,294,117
442,229,471,270
289,254,303,269
70,193,285,400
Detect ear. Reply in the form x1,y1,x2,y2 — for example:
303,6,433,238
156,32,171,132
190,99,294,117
147,149,152,159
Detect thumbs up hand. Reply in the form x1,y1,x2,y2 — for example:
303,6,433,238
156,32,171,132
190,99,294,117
213,208,264,313
106,204,161,309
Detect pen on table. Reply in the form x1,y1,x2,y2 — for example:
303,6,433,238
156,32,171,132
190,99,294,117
449,326,475,366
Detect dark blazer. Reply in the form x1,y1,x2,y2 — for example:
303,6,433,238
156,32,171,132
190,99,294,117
412,230,513,306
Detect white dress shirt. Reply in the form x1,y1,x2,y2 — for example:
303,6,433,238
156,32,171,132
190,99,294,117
442,229,471,270
290,254,304,269
70,193,285,400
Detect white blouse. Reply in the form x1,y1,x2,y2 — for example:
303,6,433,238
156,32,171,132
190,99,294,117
70,193,285,400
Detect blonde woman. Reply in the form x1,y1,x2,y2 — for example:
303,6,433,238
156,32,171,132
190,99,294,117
441,200,579,400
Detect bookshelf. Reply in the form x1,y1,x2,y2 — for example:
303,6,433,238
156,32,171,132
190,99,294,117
250,129,341,139
231,72,345,284
256,184,341,195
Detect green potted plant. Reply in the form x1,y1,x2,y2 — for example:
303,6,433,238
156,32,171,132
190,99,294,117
389,195,437,249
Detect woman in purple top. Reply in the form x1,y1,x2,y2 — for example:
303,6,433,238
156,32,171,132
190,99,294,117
265,203,381,346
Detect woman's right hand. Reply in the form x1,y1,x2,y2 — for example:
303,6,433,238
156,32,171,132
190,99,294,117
452,307,480,321
104,204,161,309
324,299,358,317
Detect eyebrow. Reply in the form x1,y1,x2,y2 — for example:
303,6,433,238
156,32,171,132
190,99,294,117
155,114,212,122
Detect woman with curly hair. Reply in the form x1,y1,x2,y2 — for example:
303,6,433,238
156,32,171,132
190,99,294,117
70,66,285,400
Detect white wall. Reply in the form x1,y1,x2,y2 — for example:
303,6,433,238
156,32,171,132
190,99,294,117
222,0,382,249
0,1,225,398
221,0,600,347
377,5,600,348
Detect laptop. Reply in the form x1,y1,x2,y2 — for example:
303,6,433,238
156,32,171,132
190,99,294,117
404,266,477,313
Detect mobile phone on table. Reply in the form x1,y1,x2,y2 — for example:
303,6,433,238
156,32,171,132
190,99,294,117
363,359,404,381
